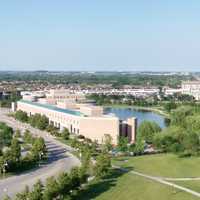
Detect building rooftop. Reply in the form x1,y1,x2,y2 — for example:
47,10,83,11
19,99,85,117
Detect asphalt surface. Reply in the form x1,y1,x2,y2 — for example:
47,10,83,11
0,108,80,199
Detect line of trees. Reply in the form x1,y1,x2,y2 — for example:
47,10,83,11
152,106,200,156
4,166,87,200
4,134,111,200
5,155,110,200
87,94,159,107
87,93,195,109
115,121,160,155
15,111,49,130
130,105,200,157
0,125,47,175
15,110,71,141
0,122,13,150
12,109,125,200
0,72,192,87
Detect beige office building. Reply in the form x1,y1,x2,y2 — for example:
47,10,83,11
16,99,137,145
46,89,86,104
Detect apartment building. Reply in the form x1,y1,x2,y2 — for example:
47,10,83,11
181,81,200,100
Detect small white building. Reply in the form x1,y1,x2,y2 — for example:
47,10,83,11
164,88,182,96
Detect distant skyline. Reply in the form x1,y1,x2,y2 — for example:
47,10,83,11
1,1,200,71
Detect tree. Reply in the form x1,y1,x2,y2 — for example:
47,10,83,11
164,102,177,112
69,167,81,190
36,115,49,130
133,137,145,155
29,114,49,130
177,94,194,102
28,180,44,200
182,132,200,156
94,152,111,179
10,138,21,163
117,136,128,152
102,134,113,152
137,121,161,143
15,185,29,200
15,110,28,122
0,123,13,149
57,172,71,197
2,149,13,172
170,106,193,127
15,129,21,138
43,177,59,200
46,124,58,133
62,128,70,140
31,137,47,161
71,138,79,149
80,149,91,182
29,115,38,127
23,129,33,144
185,115,200,133
153,126,185,153
90,140,98,155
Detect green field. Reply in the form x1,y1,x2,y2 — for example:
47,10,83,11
55,140,200,199
173,181,200,193
73,154,200,200
112,154,200,178
74,169,199,200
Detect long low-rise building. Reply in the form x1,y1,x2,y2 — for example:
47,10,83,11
15,99,137,145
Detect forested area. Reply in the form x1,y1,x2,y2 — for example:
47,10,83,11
0,72,193,87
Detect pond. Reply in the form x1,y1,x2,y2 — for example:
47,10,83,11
104,107,166,128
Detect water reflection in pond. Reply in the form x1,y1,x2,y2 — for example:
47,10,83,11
104,107,166,128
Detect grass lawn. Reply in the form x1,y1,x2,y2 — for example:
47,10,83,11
173,181,200,193
112,153,200,178
74,169,199,200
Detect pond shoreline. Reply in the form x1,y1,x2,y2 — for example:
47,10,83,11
103,104,169,118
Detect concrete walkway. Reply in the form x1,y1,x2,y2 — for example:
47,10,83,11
164,177,200,181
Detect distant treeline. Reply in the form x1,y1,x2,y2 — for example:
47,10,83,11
0,72,194,87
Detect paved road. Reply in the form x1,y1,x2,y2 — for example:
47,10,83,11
0,108,80,199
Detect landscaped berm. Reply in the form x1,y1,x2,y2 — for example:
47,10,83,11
75,154,200,200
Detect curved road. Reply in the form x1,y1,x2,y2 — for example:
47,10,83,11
0,108,80,198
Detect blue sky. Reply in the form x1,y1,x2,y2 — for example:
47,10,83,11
1,0,200,71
